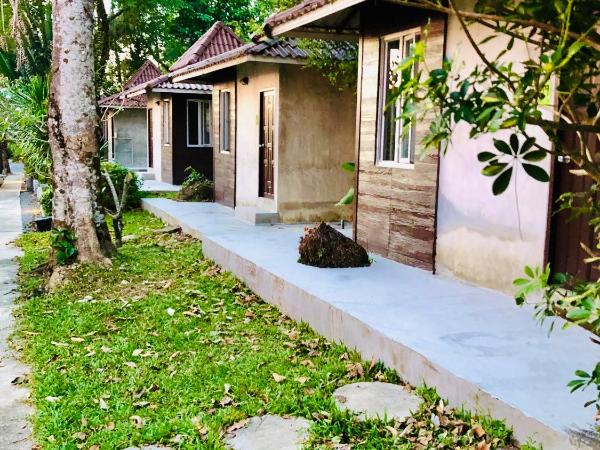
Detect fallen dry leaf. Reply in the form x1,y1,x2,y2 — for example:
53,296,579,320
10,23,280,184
129,415,145,428
272,373,286,383
385,426,398,436
220,396,233,407
295,376,309,385
105,422,115,431
72,432,86,441
45,396,60,403
473,424,486,438
227,418,249,433
99,398,109,410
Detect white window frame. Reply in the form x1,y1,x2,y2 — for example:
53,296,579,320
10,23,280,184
219,90,231,153
377,29,420,169
162,99,171,146
186,99,212,148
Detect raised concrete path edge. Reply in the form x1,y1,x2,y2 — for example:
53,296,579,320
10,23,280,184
141,199,593,450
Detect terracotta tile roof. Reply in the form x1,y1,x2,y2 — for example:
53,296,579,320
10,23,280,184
99,92,148,109
170,21,245,71
264,0,332,30
100,59,162,108
172,38,308,78
123,60,162,90
155,81,212,93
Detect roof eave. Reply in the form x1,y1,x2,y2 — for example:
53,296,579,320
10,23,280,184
172,54,305,83
266,0,366,38
152,88,212,95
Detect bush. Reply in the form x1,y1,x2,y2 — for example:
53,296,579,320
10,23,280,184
99,161,142,210
39,185,53,217
177,167,214,202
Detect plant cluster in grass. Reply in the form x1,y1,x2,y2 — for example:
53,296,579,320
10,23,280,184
15,211,536,449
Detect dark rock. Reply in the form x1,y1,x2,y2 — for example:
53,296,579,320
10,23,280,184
298,222,370,268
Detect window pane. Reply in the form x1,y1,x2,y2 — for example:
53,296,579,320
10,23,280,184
202,102,211,145
162,101,170,144
220,92,230,151
382,40,400,162
188,101,199,146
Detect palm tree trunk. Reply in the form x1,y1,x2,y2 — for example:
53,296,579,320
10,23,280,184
48,0,114,264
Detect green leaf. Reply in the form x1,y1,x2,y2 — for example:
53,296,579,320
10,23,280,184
341,162,356,173
575,370,591,378
566,41,585,61
492,167,512,195
510,134,520,153
566,308,591,322
519,137,536,154
513,278,530,286
524,265,535,278
482,163,507,177
477,152,496,162
493,139,513,155
336,187,354,206
522,150,547,162
523,164,550,182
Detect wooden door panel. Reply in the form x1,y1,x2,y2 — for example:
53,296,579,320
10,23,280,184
550,131,599,281
259,91,275,198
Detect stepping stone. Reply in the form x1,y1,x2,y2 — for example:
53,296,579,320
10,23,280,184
333,382,422,421
224,415,310,450
123,446,172,450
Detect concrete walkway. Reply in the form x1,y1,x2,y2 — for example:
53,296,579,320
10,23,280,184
142,199,599,450
0,168,32,449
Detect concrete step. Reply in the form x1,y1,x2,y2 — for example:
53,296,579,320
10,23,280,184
234,207,280,225
136,171,155,181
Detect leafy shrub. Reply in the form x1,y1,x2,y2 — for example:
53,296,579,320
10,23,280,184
177,167,214,202
0,76,52,183
98,161,142,210
39,185,53,217
50,227,76,265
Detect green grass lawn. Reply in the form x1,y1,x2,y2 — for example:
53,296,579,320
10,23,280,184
15,210,535,449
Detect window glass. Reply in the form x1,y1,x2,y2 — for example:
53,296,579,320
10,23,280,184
220,91,230,152
379,32,418,165
187,100,199,146
202,101,211,146
162,100,170,145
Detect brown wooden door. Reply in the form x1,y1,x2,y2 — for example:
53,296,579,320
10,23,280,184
549,130,600,281
147,109,153,168
259,91,275,198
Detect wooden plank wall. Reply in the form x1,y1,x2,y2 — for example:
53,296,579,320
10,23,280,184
356,17,445,271
212,80,237,207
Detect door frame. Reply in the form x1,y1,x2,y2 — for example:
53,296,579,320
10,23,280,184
147,108,153,168
259,89,276,199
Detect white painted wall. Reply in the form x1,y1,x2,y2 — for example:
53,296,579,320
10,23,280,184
435,12,553,293
148,93,163,181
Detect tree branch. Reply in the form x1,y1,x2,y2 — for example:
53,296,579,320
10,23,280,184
391,0,600,51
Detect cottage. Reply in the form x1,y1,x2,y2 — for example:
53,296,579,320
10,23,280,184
169,23,356,223
120,79,214,186
263,0,586,293
100,60,162,172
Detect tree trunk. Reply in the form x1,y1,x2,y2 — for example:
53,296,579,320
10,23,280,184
48,0,114,264
0,140,9,175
